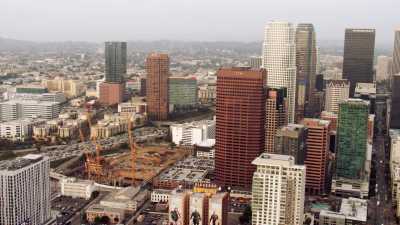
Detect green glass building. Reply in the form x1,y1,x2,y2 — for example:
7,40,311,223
335,99,369,179
168,77,198,112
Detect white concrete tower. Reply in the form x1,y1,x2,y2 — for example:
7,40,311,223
251,153,305,225
262,21,297,122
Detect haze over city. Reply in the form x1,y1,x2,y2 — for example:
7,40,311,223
1,0,399,44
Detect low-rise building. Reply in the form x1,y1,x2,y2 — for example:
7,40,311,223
319,198,367,225
0,100,61,122
100,187,149,212
151,189,171,203
118,98,147,116
60,178,95,200
86,205,125,225
0,118,45,141
90,114,129,139
170,119,215,146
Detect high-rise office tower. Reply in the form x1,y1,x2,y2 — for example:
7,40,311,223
296,23,317,120
342,29,375,97
252,153,305,225
100,42,127,105
146,53,170,121
393,29,400,76
335,99,369,180
249,56,263,69
265,88,287,153
105,42,127,83
301,118,331,195
376,55,393,82
215,67,266,189
391,75,400,128
262,21,297,122
274,124,307,165
324,79,350,113
0,154,51,225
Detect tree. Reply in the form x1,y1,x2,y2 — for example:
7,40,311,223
239,205,251,225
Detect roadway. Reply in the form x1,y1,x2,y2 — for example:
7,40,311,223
371,135,396,225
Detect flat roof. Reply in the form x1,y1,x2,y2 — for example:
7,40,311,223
340,198,367,222
0,154,46,171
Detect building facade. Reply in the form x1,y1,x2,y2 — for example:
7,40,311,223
249,56,262,69
376,55,393,82
262,21,297,122
393,29,400,76
392,75,400,128
105,42,127,83
0,100,60,122
324,79,350,113
301,118,330,195
296,23,317,120
146,53,170,121
215,67,266,189
335,99,369,179
0,154,51,225
168,77,198,112
342,29,375,97
274,124,307,165
99,82,125,106
264,88,287,152
252,153,305,225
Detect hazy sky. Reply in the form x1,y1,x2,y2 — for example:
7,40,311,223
1,0,399,44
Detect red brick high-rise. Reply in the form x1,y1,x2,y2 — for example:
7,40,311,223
301,118,331,195
99,82,125,105
215,67,266,190
146,53,169,121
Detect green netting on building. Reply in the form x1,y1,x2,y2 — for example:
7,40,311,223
336,99,369,179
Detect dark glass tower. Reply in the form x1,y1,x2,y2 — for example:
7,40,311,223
296,23,317,120
105,42,127,83
391,75,400,128
342,29,375,97
392,29,400,76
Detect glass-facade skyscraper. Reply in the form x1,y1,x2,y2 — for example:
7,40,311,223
105,42,127,83
342,29,375,97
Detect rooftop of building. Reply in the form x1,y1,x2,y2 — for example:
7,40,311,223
355,82,376,95
0,154,46,171
170,119,215,129
321,111,338,118
1,99,60,106
0,118,46,125
159,167,208,182
252,153,305,168
341,98,370,106
86,204,125,214
302,118,331,128
277,123,306,135
390,129,400,139
340,198,367,222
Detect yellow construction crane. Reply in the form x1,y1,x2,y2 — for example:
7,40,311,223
128,114,136,186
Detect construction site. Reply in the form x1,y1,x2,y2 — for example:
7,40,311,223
61,110,191,187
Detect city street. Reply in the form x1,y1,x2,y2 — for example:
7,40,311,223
371,135,396,225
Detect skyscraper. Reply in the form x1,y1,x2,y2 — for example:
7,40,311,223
100,42,127,105
262,21,297,122
324,79,350,113
215,67,266,189
342,29,375,97
393,29,400,76
146,53,170,121
105,42,127,83
252,153,305,225
391,75,400,128
0,154,51,225
301,118,331,195
296,23,317,120
335,99,369,180
376,55,393,82
264,88,287,153
274,124,307,165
